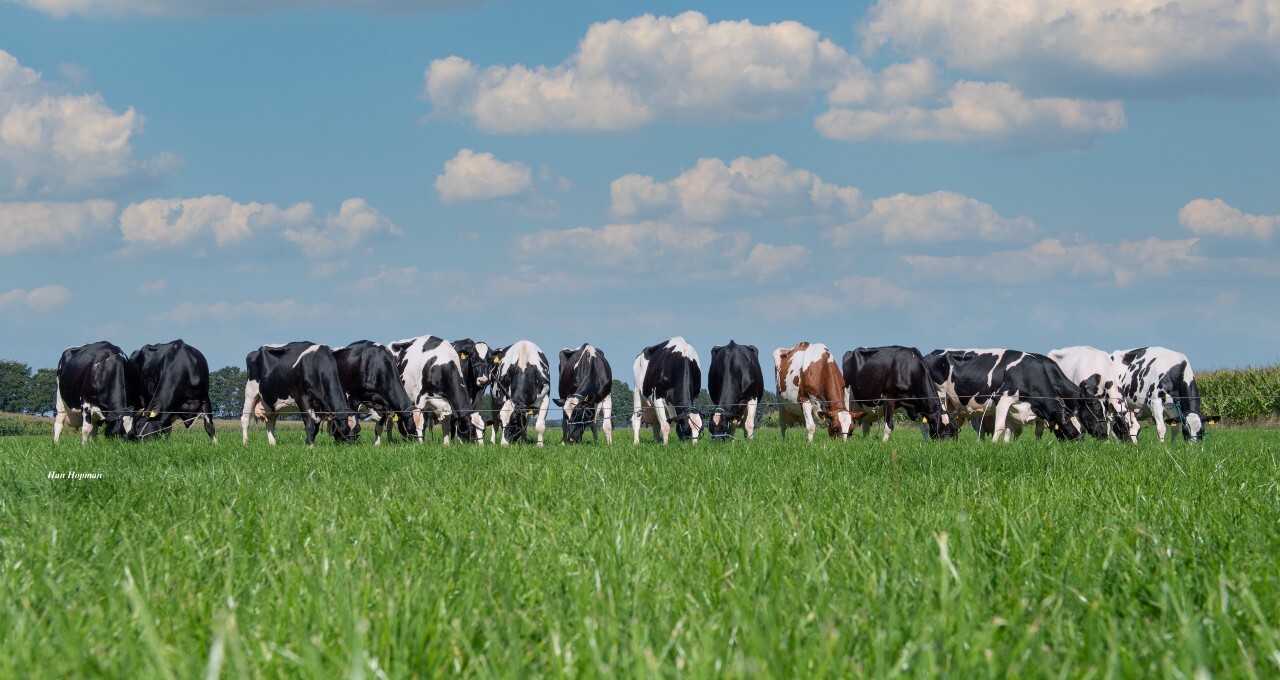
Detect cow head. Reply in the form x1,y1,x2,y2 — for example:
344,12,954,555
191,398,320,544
453,339,491,393
326,414,361,443
1076,398,1110,440
825,410,852,439
136,406,168,439
98,408,138,440
555,393,597,444
920,412,957,440
706,407,740,441
1181,412,1204,442
671,408,703,442
1046,409,1083,441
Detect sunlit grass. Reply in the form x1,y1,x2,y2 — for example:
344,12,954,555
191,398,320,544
2,423,1278,677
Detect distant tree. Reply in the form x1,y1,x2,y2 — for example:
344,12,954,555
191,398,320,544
22,368,56,415
0,360,32,412
208,366,248,418
609,379,632,424
693,389,713,412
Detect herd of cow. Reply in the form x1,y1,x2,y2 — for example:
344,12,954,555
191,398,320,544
51,335,1209,447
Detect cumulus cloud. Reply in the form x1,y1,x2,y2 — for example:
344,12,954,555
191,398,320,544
1179,198,1277,240
147,299,333,325
0,49,179,199
860,0,1280,96
833,275,920,309
825,190,1036,246
517,221,749,270
904,236,1202,285
816,80,1125,150
282,197,401,258
743,244,810,281
0,199,116,254
0,284,71,311
7,0,478,18
611,155,865,223
737,275,917,318
423,11,856,132
434,149,532,203
119,195,313,249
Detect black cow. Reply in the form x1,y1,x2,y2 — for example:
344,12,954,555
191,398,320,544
240,342,358,446
388,334,484,445
54,340,140,443
706,341,763,441
631,337,703,444
1110,346,1207,442
490,340,552,446
843,345,954,442
449,338,492,442
130,339,216,442
924,349,1107,442
334,340,415,446
553,343,613,444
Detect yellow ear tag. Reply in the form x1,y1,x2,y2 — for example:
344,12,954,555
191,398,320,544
527,409,535,416
149,410,158,418
921,417,927,423
326,416,333,421
494,357,501,364
732,418,739,424
459,353,468,360
1054,424,1060,430
392,414,399,422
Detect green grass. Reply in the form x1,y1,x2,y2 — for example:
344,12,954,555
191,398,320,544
2,423,1279,678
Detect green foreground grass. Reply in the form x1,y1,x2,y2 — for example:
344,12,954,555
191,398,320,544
2,424,1279,678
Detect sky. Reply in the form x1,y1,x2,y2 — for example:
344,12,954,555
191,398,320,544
1,0,1278,375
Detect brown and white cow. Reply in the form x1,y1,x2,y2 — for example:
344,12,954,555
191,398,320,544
774,342,853,441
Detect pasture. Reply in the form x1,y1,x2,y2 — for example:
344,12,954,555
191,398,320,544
3,424,1279,677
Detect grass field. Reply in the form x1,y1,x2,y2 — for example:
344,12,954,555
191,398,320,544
3,422,1279,678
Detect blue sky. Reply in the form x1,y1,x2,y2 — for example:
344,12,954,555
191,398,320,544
2,0,1278,373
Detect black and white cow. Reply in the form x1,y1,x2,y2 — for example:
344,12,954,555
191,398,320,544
54,341,140,443
1049,345,1137,442
490,340,551,446
130,339,216,442
553,343,613,444
706,341,763,441
1110,347,1206,442
449,338,492,442
843,345,954,442
388,334,484,445
333,340,415,446
241,342,358,446
632,337,703,444
924,349,1106,442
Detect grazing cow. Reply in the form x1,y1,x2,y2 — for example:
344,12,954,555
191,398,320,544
1110,347,1206,442
923,349,1106,442
632,337,704,444
1049,345,1137,442
449,338,493,442
241,342,358,446
490,340,551,446
706,341,763,441
553,343,613,444
54,341,140,443
774,342,853,441
388,334,484,444
842,345,954,442
333,340,415,446
130,340,216,442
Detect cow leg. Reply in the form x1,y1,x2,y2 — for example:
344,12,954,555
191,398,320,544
600,394,614,444
534,394,550,447
744,398,758,441
1151,398,1168,443
498,399,514,446
652,398,671,444
79,405,94,444
200,400,217,443
801,400,816,442
990,396,1015,444
53,383,68,444
303,414,319,448
1034,419,1045,440
882,401,896,442
241,379,262,444
265,415,280,446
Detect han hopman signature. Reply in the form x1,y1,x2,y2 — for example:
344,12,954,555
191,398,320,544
48,471,104,480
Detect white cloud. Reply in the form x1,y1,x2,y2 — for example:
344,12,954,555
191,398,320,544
434,149,532,203
825,190,1036,246
833,275,920,309
1179,198,1277,240
736,275,917,318
282,197,401,258
119,195,313,249
0,199,116,254
137,279,165,293
423,11,857,132
517,221,749,269
860,0,1280,95
8,0,477,18
743,244,810,281
147,299,333,325
903,236,1202,285
611,155,865,223
0,284,71,311
816,80,1125,150
0,49,179,199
